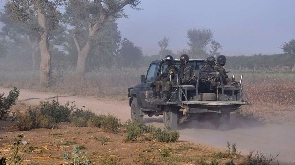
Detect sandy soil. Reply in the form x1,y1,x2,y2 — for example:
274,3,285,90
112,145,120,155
1,87,295,164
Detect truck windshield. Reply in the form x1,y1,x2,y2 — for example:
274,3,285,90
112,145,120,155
146,64,157,82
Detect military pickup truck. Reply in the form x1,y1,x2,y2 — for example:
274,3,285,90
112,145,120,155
128,59,247,130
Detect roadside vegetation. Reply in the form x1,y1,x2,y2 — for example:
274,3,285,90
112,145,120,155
0,92,279,164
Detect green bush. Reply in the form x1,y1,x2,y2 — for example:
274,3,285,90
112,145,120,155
15,112,33,131
125,120,156,141
125,120,179,143
152,128,179,143
39,100,72,123
15,107,56,130
0,87,19,119
100,114,121,133
70,109,96,127
14,100,122,133
87,115,103,127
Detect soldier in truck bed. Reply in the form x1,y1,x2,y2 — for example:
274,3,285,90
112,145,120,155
151,55,178,102
200,56,216,72
215,55,228,85
178,54,194,85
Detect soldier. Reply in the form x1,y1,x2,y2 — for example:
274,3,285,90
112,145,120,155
199,56,217,88
201,56,216,72
152,55,178,102
178,54,194,85
215,55,228,84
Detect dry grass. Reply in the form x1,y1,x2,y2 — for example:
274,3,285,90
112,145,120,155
0,124,247,165
230,70,295,124
1,63,295,124
0,67,146,100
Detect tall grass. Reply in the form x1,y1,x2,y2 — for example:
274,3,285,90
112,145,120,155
1,59,295,106
231,70,295,106
0,66,147,99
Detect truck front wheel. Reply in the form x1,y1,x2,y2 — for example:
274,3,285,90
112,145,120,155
131,98,143,122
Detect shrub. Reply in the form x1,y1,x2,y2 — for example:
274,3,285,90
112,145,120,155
15,112,34,131
39,100,72,123
87,115,103,127
69,109,96,127
0,134,35,165
15,106,56,130
214,143,240,159
63,145,91,165
125,120,156,141
124,120,179,143
242,151,279,165
152,128,179,143
0,87,19,119
100,114,121,133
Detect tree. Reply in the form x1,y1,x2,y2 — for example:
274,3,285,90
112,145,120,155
209,40,222,57
0,87,19,119
65,0,141,76
158,37,169,59
282,39,295,71
282,39,295,54
118,38,142,67
187,28,213,58
3,0,63,87
0,7,39,69
87,20,121,70
63,19,121,71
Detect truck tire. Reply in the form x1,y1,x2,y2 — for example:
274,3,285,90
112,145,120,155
163,106,178,130
131,98,143,122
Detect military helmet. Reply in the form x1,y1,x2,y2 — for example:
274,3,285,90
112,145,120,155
217,55,226,66
206,56,215,62
164,55,174,61
180,54,189,64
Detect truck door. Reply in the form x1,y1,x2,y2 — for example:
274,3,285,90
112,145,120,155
137,63,159,109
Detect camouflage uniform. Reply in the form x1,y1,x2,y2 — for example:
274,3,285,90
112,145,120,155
199,56,216,88
179,63,193,85
215,55,228,85
214,64,228,85
155,65,178,94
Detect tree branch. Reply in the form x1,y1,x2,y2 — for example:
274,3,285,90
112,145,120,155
73,33,80,53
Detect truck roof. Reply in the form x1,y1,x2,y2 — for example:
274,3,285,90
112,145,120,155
151,59,205,64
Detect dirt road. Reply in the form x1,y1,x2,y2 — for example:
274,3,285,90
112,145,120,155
1,87,294,164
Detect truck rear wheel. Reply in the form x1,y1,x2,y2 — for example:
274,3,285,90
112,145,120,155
163,106,178,130
131,98,143,122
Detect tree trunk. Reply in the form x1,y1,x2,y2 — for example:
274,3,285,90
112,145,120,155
31,43,39,70
75,22,100,76
76,41,91,76
36,6,51,87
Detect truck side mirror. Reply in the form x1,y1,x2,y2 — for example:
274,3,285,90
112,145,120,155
140,75,145,83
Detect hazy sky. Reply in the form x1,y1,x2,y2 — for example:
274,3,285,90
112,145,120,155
117,0,295,56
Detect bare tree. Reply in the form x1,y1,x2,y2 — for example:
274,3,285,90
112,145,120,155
158,37,169,59
209,40,222,57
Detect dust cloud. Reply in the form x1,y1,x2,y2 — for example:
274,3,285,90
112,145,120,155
178,113,295,164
